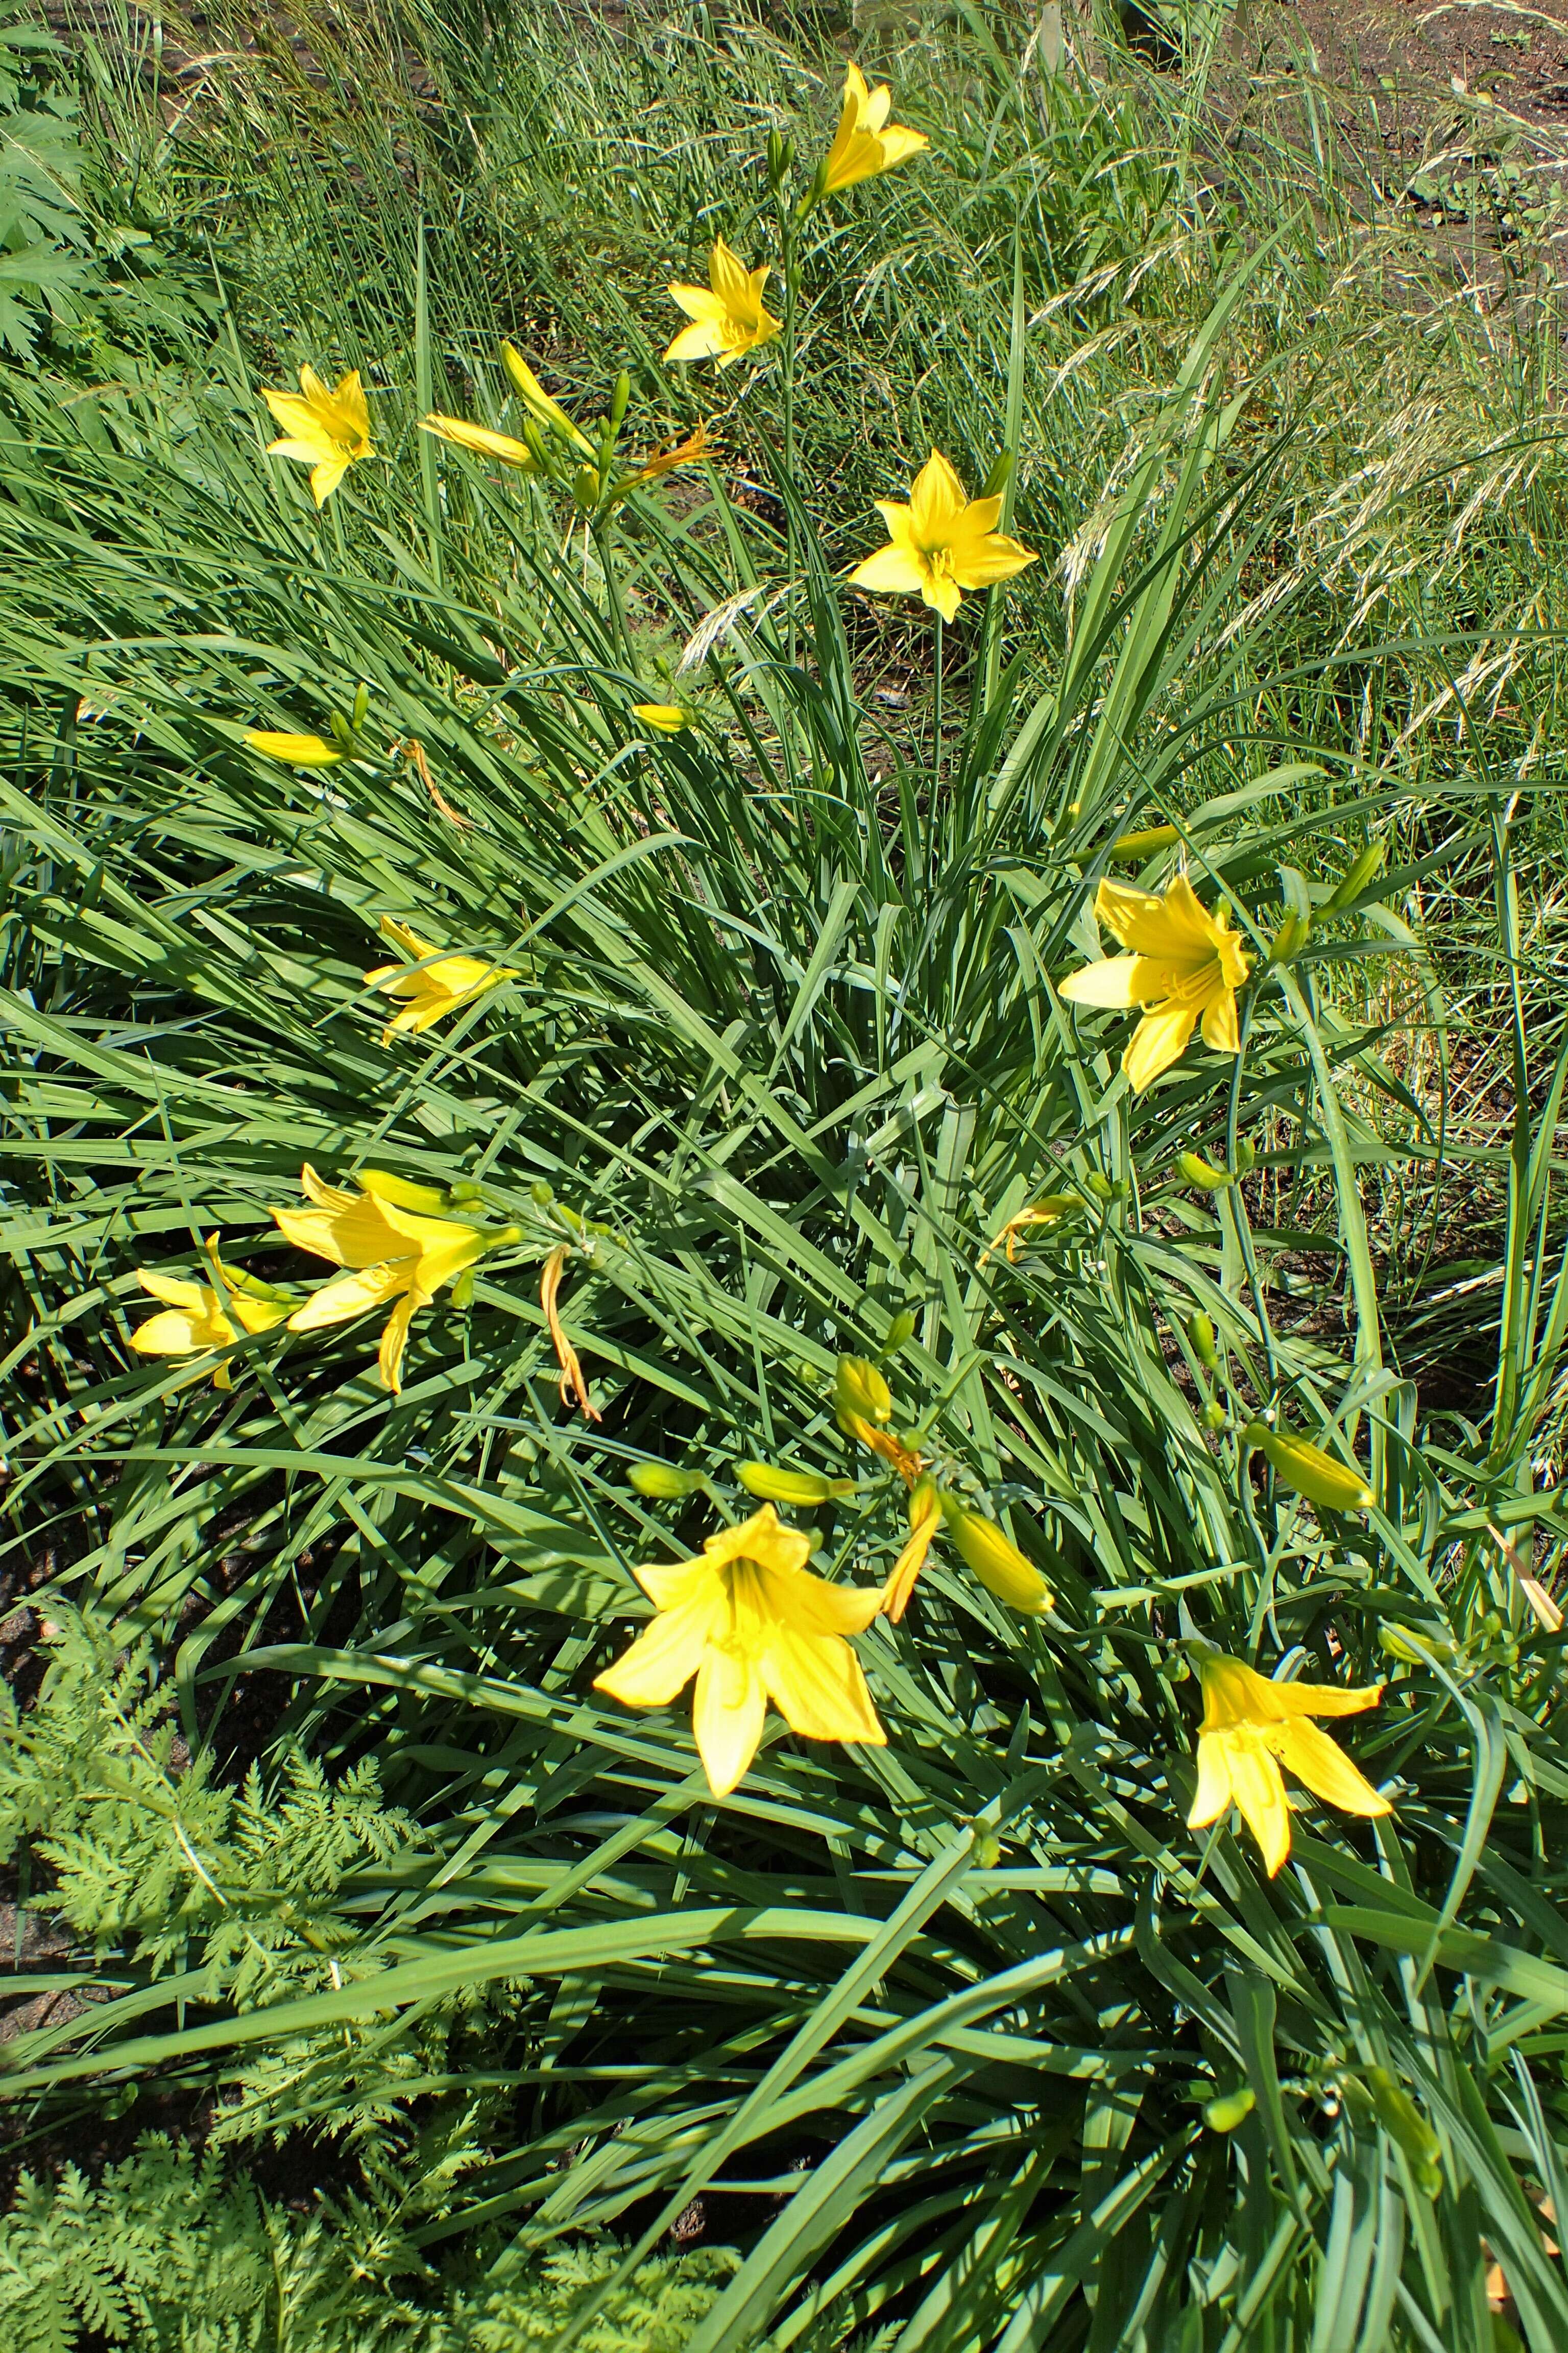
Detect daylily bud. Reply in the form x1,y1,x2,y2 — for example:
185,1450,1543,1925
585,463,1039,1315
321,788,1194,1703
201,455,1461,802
1379,1623,1459,1668
359,1169,451,1213
943,1502,1053,1615
1083,1173,1115,1202
1109,825,1180,863
1189,1311,1218,1368
883,1308,919,1353
1205,2086,1256,2132
1177,1151,1233,1192
1267,908,1311,965
736,1462,857,1505
1365,2068,1442,2196
981,448,1013,499
244,730,343,767
573,464,602,511
971,1831,1003,1869
835,1355,892,1429
529,1180,554,1208
1202,1400,1228,1431
1233,1137,1257,1174
1325,839,1385,914
351,682,370,731
629,1463,706,1500
1243,1422,1374,1511
609,370,631,431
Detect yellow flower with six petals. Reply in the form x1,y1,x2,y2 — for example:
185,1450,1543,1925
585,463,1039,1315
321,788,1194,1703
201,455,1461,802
1059,875,1251,1093
593,1504,886,1796
849,450,1036,623
816,61,927,200
263,366,374,506
131,1252,291,1389
365,916,518,1045
1187,1653,1391,1878
665,238,783,368
272,1166,510,1395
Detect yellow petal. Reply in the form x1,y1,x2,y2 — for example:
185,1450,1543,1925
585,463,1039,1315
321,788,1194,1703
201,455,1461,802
908,450,967,540
245,731,342,767
922,569,962,623
1187,1731,1235,1829
708,236,755,309
1200,988,1241,1053
665,319,727,364
137,1269,206,1310
761,1628,885,1746
701,1506,815,1580
131,1308,209,1357
632,704,686,733
378,1291,419,1392
947,530,1037,591
849,543,928,597
286,1261,412,1333
692,1646,767,1796
308,456,350,506
594,1597,717,1708
758,1563,885,1638
875,124,928,170
884,1486,940,1623
1122,1004,1198,1091
1094,877,1210,958
1223,1733,1294,1876
1058,953,1150,1010
1273,1719,1392,1818
635,1555,719,1613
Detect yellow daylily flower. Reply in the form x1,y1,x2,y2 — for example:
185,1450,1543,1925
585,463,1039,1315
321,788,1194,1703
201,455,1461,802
817,61,928,199
365,915,518,1045
632,703,687,733
594,1504,886,1796
263,366,374,506
980,1193,1084,1265
272,1166,504,1395
418,413,538,470
245,730,344,767
1058,875,1252,1093
500,345,596,456
849,450,1036,624
131,1250,291,1389
1187,1653,1391,1878
665,238,783,368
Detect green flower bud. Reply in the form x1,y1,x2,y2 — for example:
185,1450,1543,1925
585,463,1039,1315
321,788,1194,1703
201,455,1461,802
351,681,370,732
1202,1400,1228,1432
1189,1311,1219,1369
1204,2086,1256,2132
1109,824,1180,863
1267,908,1311,965
1083,1172,1115,1202
943,1502,1053,1615
1365,2067,1442,2196
1233,1137,1257,1174
609,370,631,431
981,448,1014,500
736,1462,857,1505
1243,1422,1374,1511
1380,1623,1459,1668
971,1831,1003,1870
883,1307,919,1354
1324,839,1385,914
1177,1150,1233,1192
629,1463,705,1500
834,1355,892,1429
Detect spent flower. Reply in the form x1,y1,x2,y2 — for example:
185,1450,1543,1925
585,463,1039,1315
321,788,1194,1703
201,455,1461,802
366,915,518,1044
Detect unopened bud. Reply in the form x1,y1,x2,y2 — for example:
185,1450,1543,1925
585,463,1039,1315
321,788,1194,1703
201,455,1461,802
1233,1137,1257,1174
1109,825,1179,863
834,1355,892,1429
351,682,369,732
629,1463,705,1500
1205,2086,1256,2132
1177,1150,1233,1192
1202,1400,1228,1431
1189,1311,1218,1368
736,1461,857,1505
1365,2067,1442,2196
1267,908,1311,965
943,1502,1053,1615
1325,839,1385,914
883,1308,919,1354
981,448,1014,500
1243,1422,1374,1511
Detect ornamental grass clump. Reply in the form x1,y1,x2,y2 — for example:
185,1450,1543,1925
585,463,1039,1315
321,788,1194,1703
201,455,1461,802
5,12,1568,2350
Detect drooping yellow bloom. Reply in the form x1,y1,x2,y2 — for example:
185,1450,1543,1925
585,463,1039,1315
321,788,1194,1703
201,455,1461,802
272,1166,502,1395
665,238,783,368
1187,1653,1391,1878
620,423,717,489
263,366,374,506
883,1478,942,1623
981,1193,1085,1265
834,1355,926,1485
850,451,1036,624
1059,875,1252,1093
365,915,517,1045
245,730,344,767
594,1504,886,1796
418,413,538,470
632,703,686,733
540,1244,600,1424
817,61,928,199
131,1251,291,1389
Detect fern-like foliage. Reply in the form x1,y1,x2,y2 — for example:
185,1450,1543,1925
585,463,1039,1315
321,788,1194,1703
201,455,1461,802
0,2138,737,2353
